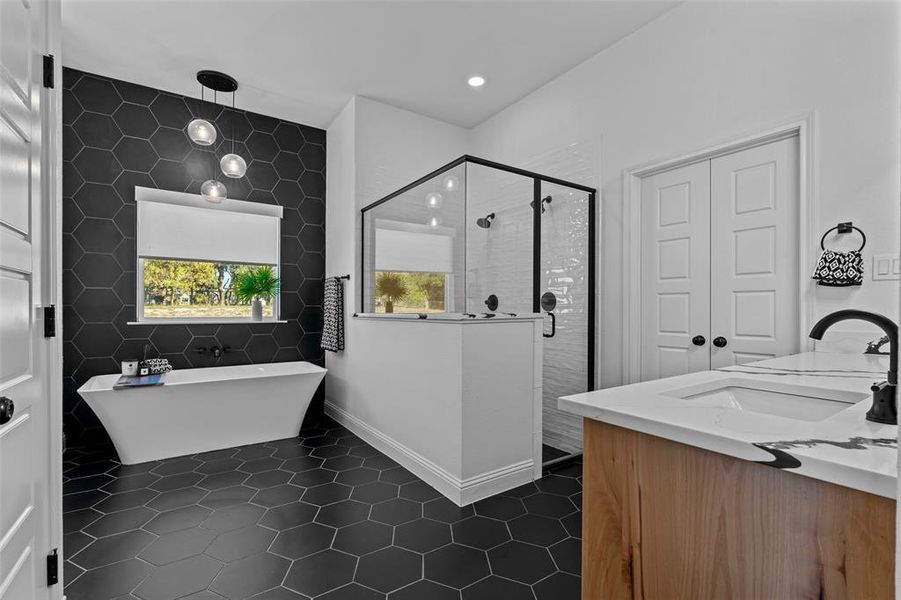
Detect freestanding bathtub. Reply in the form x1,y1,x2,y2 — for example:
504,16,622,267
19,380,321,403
77,361,327,464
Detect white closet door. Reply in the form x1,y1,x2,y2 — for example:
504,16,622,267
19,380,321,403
709,136,800,367
640,161,711,380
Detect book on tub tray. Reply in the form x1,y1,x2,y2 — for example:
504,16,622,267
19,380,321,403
113,374,166,390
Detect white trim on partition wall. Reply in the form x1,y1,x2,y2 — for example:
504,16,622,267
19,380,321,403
621,113,818,384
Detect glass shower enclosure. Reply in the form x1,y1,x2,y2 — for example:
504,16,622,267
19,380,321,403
361,156,596,460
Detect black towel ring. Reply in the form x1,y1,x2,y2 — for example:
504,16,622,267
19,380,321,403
820,223,866,252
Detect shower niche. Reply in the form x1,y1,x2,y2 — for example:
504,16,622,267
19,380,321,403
361,156,596,457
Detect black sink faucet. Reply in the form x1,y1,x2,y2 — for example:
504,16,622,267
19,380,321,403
808,309,898,424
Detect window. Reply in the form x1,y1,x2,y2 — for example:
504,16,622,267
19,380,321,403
135,187,283,323
374,271,447,313
142,259,276,320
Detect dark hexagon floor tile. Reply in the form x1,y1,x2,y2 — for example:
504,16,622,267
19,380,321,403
138,527,218,566
487,541,555,585
290,468,336,487
80,489,150,520
64,508,103,533
270,522,335,559
424,543,489,589
310,445,350,459
252,483,305,507
196,458,243,475
245,469,292,489
322,455,363,471
152,457,202,476
549,537,581,575
533,571,580,600
508,514,568,546
522,493,577,519
500,481,540,499
332,520,392,556
205,524,276,562
395,518,452,554
200,486,256,509
211,552,291,600
232,445,276,461
399,481,442,503
259,501,319,530
355,546,422,593
363,455,399,471
147,486,207,511
283,549,357,597
350,481,398,504
85,506,157,537
473,495,525,521
64,530,94,558
461,575,533,600
151,472,204,492
199,470,249,491
315,499,370,528
561,511,581,539
388,580,458,600
101,472,160,493
201,504,266,533
536,475,582,497
335,467,379,486
239,457,283,474
423,498,474,524
281,455,323,472
133,554,222,600
64,557,153,600
303,482,352,506
66,473,114,495
369,498,421,526
144,505,211,535
64,489,109,512
71,529,156,569
452,516,510,550
246,587,308,600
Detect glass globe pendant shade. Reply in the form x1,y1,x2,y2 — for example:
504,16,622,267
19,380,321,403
220,153,247,178
427,215,442,228
443,175,459,192
425,192,443,209
187,118,217,146
201,179,227,203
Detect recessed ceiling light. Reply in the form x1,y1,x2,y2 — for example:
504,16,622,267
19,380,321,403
467,75,486,88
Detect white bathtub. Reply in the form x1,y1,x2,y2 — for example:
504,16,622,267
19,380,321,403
77,361,327,464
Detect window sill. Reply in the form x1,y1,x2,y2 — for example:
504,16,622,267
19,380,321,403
127,319,289,325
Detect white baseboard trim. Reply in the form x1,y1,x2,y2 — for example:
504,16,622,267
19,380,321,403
325,401,535,506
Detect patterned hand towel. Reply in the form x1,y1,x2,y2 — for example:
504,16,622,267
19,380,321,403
811,249,864,286
322,277,345,352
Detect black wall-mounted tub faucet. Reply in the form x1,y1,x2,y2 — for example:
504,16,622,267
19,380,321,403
809,309,898,425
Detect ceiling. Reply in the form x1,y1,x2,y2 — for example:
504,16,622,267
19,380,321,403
62,1,677,129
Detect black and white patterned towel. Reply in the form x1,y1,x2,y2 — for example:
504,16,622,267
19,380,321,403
811,249,864,286
322,277,345,352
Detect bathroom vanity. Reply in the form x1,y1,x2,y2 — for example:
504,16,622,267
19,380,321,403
561,352,896,599
326,313,544,506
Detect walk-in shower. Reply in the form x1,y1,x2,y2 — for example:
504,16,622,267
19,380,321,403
361,155,596,459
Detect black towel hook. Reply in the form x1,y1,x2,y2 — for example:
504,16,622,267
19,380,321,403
820,222,866,252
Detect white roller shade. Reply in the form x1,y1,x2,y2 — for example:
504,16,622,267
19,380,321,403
375,228,453,273
136,187,282,265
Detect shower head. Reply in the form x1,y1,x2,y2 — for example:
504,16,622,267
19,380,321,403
476,212,496,229
530,195,553,213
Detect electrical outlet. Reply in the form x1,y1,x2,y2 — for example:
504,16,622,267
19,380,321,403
872,254,900,280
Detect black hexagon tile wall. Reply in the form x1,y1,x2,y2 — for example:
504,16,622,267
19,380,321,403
62,68,327,448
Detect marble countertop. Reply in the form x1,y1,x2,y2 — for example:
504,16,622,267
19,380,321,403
559,352,897,498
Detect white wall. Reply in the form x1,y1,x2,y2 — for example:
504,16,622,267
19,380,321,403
468,1,900,389
325,96,469,415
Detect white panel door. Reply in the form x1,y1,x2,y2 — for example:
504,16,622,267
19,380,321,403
0,0,52,599
709,137,800,367
640,161,711,380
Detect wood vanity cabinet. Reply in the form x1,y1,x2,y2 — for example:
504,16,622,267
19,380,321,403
582,419,895,599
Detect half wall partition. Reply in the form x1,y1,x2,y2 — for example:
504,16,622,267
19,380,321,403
361,156,596,456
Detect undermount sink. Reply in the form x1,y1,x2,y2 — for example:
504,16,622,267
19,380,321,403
661,377,870,422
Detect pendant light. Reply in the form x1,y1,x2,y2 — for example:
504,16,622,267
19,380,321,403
201,179,227,203
220,87,247,178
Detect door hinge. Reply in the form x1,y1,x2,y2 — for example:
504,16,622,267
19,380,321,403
42,54,55,89
46,548,59,586
44,305,56,338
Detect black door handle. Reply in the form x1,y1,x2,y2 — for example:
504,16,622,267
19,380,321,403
713,336,728,348
692,335,706,346
0,397,14,425
543,312,556,338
